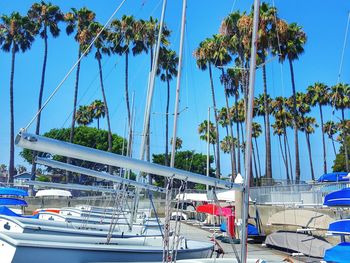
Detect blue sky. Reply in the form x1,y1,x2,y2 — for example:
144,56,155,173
0,0,349,181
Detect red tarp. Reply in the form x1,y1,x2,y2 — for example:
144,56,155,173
196,204,232,216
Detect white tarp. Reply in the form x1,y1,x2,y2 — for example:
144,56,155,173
176,190,251,202
36,189,72,197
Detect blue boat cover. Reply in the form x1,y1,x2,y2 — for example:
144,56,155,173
220,222,259,236
324,188,350,206
0,206,22,217
0,187,28,196
318,172,349,182
324,242,350,262
328,219,350,235
0,206,39,218
0,198,27,206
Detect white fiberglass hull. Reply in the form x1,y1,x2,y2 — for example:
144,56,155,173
0,215,163,237
0,232,213,263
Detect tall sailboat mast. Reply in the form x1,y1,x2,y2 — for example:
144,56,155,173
241,0,260,262
170,0,187,168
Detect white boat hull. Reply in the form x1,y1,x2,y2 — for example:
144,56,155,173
0,233,213,263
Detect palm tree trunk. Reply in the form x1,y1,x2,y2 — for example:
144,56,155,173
97,118,100,130
67,48,82,183
252,145,258,185
278,135,288,181
262,64,272,180
283,132,290,182
8,44,16,184
208,62,220,178
222,68,237,179
331,136,337,156
305,132,315,180
235,94,241,173
319,105,327,174
254,137,262,179
341,109,349,171
125,52,131,124
286,134,294,182
31,27,49,181
165,75,170,167
289,58,301,183
97,55,112,165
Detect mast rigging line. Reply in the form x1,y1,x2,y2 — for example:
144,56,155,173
24,0,128,131
337,11,350,84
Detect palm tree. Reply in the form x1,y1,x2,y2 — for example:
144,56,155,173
90,100,106,130
156,47,178,166
299,116,318,181
75,105,93,126
28,1,64,180
330,83,350,171
65,7,96,145
276,22,307,183
110,15,135,127
323,121,338,156
194,37,225,178
64,7,95,182
1,13,35,183
293,92,315,180
256,3,277,181
198,120,218,175
87,22,114,169
252,122,262,180
170,137,183,152
307,82,330,174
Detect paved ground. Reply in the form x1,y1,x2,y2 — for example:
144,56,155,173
172,221,322,263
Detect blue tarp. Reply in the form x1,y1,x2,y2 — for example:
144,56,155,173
0,187,28,196
220,222,259,236
318,172,349,182
329,220,350,234
324,188,350,206
0,198,27,206
324,242,350,262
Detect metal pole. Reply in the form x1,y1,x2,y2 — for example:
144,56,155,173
16,132,239,189
138,0,167,166
241,0,260,262
206,107,210,191
170,0,187,168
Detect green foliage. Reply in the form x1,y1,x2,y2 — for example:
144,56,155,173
152,150,215,188
21,126,126,172
36,175,50,182
333,136,350,172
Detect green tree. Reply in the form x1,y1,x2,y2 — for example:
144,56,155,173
21,126,127,177
90,100,106,130
1,12,35,183
170,137,183,152
152,150,215,188
88,22,113,172
75,105,93,126
333,136,350,172
28,1,64,180
276,22,307,183
64,7,96,147
157,47,178,166
323,121,338,156
271,96,293,182
194,37,225,178
307,82,330,174
330,83,350,171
